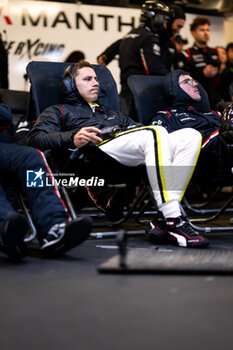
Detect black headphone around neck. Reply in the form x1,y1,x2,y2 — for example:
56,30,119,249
62,64,76,95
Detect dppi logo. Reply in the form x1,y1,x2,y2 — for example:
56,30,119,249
0,7,13,25
26,168,45,188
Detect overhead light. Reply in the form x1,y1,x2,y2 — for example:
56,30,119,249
174,0,203,4
174,0,188,5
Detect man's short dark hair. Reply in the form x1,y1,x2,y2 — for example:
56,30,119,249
190,16,211,32
64,50,85,63
173,34,188,45
71,61,94,78
226,42,233,53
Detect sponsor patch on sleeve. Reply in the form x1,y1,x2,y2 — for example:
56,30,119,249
152,43,161,56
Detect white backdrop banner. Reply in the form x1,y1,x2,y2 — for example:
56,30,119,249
1,0,225,91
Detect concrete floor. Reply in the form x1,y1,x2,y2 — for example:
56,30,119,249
1,201,233,350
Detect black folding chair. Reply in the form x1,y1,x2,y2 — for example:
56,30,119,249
127,74,233,234
25,62,150,235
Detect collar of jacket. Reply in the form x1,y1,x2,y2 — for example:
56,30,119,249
63,85,107,112
193,43,209,52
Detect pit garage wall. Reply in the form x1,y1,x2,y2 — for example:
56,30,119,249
1,0,226,91
224,14,233,44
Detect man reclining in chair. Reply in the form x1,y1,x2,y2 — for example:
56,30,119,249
151,70,233,191
0,103,92,261
27,61,209,248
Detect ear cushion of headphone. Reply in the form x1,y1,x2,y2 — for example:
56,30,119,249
153,13,164,28
62,64,75,94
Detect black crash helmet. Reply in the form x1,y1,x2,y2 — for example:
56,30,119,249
140,0,171,33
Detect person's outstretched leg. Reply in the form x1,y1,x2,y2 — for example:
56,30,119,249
0,180,27,261
163,128,208,247
0,143,92,256
99,126,183,215
99,126,208,247
168,128,202,202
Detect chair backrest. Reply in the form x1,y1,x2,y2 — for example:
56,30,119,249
0,88,29,114
127,75,166,125
26,61,120,119
127,74,211,125
0,88,30,125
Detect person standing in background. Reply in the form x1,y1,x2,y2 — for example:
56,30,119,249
172,35,188,54
64,50,86,64
219,43,233,102
97,1,186,115
177,16,220,109
213,46,227,103
216,46,227,72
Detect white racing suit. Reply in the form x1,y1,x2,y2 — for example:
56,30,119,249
99,125,202,219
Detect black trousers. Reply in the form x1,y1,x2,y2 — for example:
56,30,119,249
0,143,69,238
